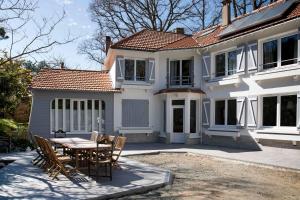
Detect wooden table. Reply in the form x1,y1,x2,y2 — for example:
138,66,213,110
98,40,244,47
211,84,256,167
49,137,111,170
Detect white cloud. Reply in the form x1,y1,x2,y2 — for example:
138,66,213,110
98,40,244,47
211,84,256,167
68,22,78,26
63,0,73,5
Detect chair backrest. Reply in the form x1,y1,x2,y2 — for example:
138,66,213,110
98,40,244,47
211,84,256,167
90,131,98,142
114,136,126,151
54,130,66,138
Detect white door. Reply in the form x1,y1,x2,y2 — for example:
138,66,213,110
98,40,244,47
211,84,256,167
171,106,185,143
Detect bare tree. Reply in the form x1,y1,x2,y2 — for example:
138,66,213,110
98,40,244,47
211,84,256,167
0,0,76,66
79,0,221,65
232,0,278,18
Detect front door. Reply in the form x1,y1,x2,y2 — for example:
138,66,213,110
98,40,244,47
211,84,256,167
171,107,185,143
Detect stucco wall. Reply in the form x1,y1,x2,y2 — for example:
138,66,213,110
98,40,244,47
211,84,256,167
29,89,114,138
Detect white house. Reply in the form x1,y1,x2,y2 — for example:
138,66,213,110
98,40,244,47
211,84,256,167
30,0,300,150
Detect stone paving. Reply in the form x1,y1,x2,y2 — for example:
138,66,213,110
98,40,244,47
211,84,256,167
123,143,300,171
0,151,172,200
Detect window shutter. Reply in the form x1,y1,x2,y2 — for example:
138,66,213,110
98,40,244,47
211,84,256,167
298,27,300,64
202,54,211,80
247,43,258,72
297,93,300,129
149,58,155,83
166,58,170,88
236,97,246,128
202,99,210,127
190,56,194,86
116,56,125,81
247,96,258,128
236,45,246,73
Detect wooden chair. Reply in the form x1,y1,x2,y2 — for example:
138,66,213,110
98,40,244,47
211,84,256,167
112,136,126,167
0,136,12,153
88,141,113,181
90,131,99,142
40,138,74,180
29,133,43,166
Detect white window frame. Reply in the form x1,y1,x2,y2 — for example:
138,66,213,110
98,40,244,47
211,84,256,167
124,58,146,82
169,59,192,86
213,98,237,128
50,98,103,134
259,30,299,71
213,47,237,78
260,94,298,130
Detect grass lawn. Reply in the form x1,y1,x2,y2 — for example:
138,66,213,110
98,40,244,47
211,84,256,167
118,153,300,200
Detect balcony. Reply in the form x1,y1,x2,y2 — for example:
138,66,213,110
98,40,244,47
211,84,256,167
170,76,192,87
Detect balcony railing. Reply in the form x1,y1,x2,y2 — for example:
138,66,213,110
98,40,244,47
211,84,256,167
170,76,192,86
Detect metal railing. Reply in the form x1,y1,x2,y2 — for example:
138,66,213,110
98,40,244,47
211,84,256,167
170,76,192,86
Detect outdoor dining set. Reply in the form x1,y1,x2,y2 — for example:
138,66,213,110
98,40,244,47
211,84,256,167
31,131,127,181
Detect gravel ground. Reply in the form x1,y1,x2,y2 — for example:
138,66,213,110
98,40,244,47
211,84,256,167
117,153,300,200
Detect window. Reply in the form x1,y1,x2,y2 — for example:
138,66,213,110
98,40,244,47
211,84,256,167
190,100,197,133
263,95,297,127
215,50,237,77
124,59,146,81
172,100,185,105
125,59,134,80
170,60,192,85
281,35,298,66
122,99,149,127
215,99,237,126
51,99,104,133
262,34,298,70
280,95,297,127
215,100,225,125
263,40,277,69
216,54,225,77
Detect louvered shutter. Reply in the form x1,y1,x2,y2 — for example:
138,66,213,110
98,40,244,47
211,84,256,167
202,99,210,127
190,56,194,86
236,97,246,128
148,58,155,83
247,43,258,72
202,54,211,80
298,27,300,64
297,93,300,129
116,56,125,81
166,58,170,88
247,96,258,128
236,45,246,73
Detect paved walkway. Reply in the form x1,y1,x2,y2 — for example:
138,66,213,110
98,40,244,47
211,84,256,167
0,152,171,200
123,143,300,171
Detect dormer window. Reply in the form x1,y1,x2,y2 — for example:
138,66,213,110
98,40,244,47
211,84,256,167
262,33,298,70
124,59,146,81
215,50,237,77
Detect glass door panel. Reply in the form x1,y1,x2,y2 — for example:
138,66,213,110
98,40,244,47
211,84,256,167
173,108,184,133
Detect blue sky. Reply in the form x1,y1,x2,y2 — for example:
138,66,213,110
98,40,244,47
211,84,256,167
3,0,100,70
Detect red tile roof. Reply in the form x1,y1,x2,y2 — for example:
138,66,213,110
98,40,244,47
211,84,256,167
110,29,187,51
111,0,300,51
31,69,120,92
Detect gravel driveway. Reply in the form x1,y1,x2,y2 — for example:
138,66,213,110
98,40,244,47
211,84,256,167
117,153,300,200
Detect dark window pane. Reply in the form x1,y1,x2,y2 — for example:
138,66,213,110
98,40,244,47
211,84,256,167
263,40,277,69
190,100,196,133
172,100,185,105
281,35,298,66
263,96,277,126
51,100,55,109
88,100,92,110
73,101,77,110
227,99,237,125
136,60,146,81
280,95,297,126
228,51,237,75
216,53,225,77
163,101,166,132
102,101,105,110
182,60,191,85
95,100,99,110
125,59,134,80
170,60,180,85
81,101,85,110
173,108,183,132
58,99,63,109
66,99,70,109
215,100,225,125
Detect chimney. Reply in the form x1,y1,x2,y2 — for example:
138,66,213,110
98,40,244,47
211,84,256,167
222,0,231,26
60,62,65,69
175,27,185,34
105,36,112,55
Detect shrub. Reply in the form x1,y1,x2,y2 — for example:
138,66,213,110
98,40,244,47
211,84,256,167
0,118,17,136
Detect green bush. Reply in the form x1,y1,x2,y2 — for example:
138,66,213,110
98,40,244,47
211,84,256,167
0,118,17,136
